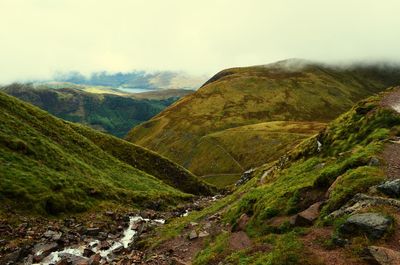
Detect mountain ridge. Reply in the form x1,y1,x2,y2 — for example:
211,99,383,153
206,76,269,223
127,60,400,180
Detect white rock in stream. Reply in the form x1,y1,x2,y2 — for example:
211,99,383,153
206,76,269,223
32,216,165,265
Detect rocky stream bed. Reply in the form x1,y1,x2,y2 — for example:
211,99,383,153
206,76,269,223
0,196,222,265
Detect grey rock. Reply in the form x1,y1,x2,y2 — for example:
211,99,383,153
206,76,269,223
85,228,101,236
43,230,62,241
112,245,124,254
198,231,209,238
188,230,198,240
339,213,392,239
329,193,400,218
83,248,94,257
33,242,59,262
369,157,380,166
235,168,256,186
0,249,22,265
58,253,89,265
367,246,400,265
234,213,250,231
377,179,400,198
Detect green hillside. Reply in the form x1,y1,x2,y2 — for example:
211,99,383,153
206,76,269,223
145,87,400,264
1,83,180,138
127,60,400,179
0,92,213,215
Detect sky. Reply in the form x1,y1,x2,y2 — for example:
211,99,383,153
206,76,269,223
1,0,400,83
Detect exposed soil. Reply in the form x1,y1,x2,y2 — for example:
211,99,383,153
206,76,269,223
142,211,228,265
381,88,400,179
382,143,400,180
381,87,400,113
301,227,365,265
228,231,252,251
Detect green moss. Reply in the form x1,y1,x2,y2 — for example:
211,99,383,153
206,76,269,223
322,166,385,213
255,232,305,265
193,231,230,265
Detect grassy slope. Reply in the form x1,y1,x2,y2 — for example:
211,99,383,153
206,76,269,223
1,83,178,138
127,60,400,177
0,92,208,215
69,122,216,195
131,89,194,100
190,121,326,176
146,88,400,264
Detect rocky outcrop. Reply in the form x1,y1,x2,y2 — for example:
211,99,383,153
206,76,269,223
329,193,400,218
377,179,400,198
339,213,392,239
367,246,400,265
236,168,256,186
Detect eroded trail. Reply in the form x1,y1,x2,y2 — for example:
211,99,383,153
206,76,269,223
382,88,400,113
381,88,400,179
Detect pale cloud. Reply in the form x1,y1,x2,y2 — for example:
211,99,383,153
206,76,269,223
0,0,400,83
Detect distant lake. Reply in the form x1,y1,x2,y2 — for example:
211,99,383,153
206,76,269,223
116,87,155,93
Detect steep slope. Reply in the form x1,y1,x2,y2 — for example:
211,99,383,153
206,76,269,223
69,122,216,196
127,59,400,178
141,87,400,265
0,92,213,215
1,83,179,137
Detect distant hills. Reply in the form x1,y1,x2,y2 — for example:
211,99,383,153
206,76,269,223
127,59,400,182
52,70,208,90
0,91,214,215
1,83,193,137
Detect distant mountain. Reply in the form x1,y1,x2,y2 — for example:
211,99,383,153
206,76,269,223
1,83,190,137
0,91,214,215
127,59,400,182
52,70,208,90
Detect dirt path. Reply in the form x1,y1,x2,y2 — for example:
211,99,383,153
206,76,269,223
381,87,400,113
381,88,400,179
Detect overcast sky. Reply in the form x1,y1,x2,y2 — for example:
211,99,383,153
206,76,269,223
1,0,400,83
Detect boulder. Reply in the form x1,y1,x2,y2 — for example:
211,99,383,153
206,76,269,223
377,179,400,198
33,242,59,262
339,213,392,239
368,246,400,265
99,240,110,250
83,248,95,258
86,228,101,236
112,245,124,254
43,230,62,241
329,194,400,218
234,213,250,231
293,201,323,226
89,253,101,265
58,253,89,265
